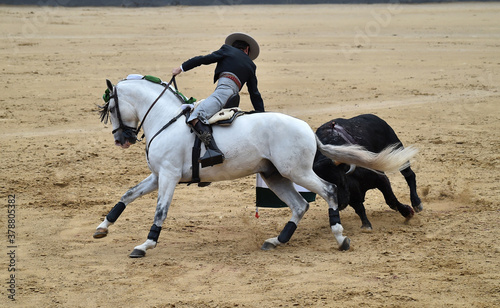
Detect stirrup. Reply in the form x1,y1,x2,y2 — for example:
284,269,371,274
191,121,224,167
200,149,224,168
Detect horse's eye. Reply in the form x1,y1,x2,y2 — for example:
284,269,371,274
109,106,115,113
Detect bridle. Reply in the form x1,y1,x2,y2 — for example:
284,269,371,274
106,76,177,142
102,75,193,161
108,87,137,136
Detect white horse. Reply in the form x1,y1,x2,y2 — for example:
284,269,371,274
94,76,417,258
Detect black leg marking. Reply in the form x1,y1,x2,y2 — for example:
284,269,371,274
278,221,297,244
106,202,126,223
329,208,341,226
147,224,162,242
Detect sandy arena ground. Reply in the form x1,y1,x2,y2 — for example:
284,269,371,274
1,3,499,307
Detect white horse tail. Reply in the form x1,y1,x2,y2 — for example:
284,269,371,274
316,136,418,173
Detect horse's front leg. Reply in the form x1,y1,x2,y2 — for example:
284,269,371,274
93,173,158,239
129,173,179,258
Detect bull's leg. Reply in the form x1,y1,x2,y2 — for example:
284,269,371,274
129,173,179,258
375,173,414,220
93,174,158,238
346,182,373,230
350,202,373,231
260,173,309,250
401,166,423,212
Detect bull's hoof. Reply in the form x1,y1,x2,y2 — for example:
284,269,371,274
400,205,415,219
403,206,415,224
413,203,423,213
93,228,108,239
129,249,146,258
339,237,350,251
361,221,373,231
261,241,277,251
361,225,373,233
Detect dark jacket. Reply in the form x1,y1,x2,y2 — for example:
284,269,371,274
181,44,264,112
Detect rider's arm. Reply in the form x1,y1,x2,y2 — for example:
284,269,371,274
247,74,264,112
181,45,226,72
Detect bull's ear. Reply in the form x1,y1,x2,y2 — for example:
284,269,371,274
106,79,114,91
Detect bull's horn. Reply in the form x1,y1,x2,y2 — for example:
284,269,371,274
346,164,356,175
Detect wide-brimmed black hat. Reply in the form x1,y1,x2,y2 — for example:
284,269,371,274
225,32,260,60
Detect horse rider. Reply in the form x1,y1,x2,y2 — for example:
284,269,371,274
172,32,265,167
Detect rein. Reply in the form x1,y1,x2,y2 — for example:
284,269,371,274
135,75,178,141
110,75,180,140
135,80,170,140
145,107,190,159
138,75,193,160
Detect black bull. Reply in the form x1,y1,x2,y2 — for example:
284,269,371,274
313,114,422,230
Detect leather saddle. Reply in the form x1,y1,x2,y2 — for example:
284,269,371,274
208,93,244,126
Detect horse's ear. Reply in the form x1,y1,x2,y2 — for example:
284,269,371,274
106,79,114,91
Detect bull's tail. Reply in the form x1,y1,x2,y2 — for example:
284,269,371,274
315,136,418,173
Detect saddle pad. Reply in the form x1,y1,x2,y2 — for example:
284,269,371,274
208,108,242,125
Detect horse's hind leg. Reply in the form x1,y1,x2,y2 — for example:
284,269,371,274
292,173,350,251
326,188,350,251
93,173,158,239
260,173,309,250
401,166,423,212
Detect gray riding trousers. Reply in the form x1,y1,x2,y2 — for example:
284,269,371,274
188,73,240,124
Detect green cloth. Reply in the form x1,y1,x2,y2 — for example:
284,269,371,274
144,75,162,84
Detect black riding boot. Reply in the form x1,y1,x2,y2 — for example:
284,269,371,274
192,121,224,167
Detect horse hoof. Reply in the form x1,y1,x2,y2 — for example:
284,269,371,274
93,228,108,239
129,249,146,258
338,237,350,251
261,241,277,251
